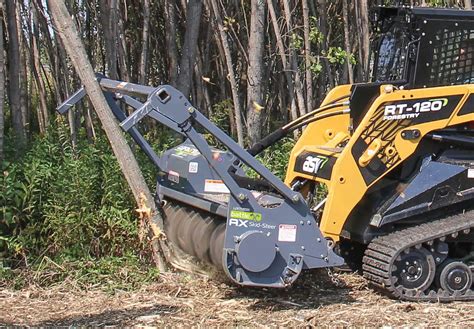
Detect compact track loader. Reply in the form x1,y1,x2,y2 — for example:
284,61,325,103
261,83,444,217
59,6,474,301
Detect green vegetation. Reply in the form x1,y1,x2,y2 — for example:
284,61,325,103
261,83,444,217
0,116,294,290
0,122,162,290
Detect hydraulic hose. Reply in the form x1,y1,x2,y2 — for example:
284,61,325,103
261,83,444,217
246,95,350,155
247,108,350,156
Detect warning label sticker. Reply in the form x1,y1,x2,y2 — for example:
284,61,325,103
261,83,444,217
168,170,180,183
204,179,230,194
468,169,474,179
278,224,297,242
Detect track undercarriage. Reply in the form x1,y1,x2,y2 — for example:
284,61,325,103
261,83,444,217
363,211,474,301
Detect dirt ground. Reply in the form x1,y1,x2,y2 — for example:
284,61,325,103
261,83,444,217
1,270,473,327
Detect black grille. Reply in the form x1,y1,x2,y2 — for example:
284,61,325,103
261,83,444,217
430,29,474,86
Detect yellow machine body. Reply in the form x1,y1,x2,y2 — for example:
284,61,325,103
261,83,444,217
285,84,474,242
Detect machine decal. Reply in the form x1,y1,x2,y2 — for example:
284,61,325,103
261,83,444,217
353,95,463,186
204,179,230,193
168,170,180,183
294,151,337,180
229,218,249,227
302,155,328,174
468,169,474,179
173,145,200,157
278,224,297,242
230,210,262,222
379,95,462,124
189,161,199,173
383,98,448,121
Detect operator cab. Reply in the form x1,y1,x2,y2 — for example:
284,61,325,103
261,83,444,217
350,6,474,130
371,6,474,88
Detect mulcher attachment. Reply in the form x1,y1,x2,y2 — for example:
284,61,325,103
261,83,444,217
57,77,344,288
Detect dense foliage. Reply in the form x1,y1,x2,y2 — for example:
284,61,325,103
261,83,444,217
1,123,139,266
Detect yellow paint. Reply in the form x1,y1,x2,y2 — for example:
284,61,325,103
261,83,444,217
284,83,474,243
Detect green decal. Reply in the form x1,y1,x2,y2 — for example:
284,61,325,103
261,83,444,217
230,210,262,222
430,98,449,106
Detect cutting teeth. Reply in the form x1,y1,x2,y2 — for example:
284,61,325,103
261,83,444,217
163,201,225,270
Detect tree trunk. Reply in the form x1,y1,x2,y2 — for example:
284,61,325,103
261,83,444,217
165,0,179,85
465,0,472,9
317,0,334,91
117,6,130,81
302,0,313,111
31,4,49,133
246,0,266,145
139,0,150,84
176,0,202,98
48,0,167,272
5,0,25,150
0,0,4,162
355,0,370,81
17,3,29,138
282,0,307,116
267,0,298,123
210,0,244,146
100,0,118,79
342,0,354,84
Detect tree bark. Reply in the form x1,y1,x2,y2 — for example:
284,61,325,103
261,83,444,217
31,4,49,133
267,0,298,123
48,0,167,272
342,0,353,84
117,6,130,81
165,0,179,85
282,0,307,116
465,0,472,9
176,0,202,98
317,0,334,91
17,3,29,138
302,0,313,110
355,0,370,81
246,0,266,145
5,0,25,150
99,0,118,79
0,0,4,162
210,0,244,146
139,0,151,84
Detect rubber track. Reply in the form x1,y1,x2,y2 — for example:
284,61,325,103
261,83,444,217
363,210,474,302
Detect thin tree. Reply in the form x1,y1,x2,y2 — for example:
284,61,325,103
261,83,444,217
0,0,4,162
165,0,179,84
355,0,370,81
342,0,354,84
302,0,313,110
267,0,298,124
176,0,202,98
5,0,25,150
139,0,151,84
282,0,307,116
210,0,244,146
47,0,167,272
247,0,266,144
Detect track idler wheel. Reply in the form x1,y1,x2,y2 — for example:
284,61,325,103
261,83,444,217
436,260,473,294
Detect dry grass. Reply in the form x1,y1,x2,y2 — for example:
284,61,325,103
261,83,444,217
1,270,473,327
